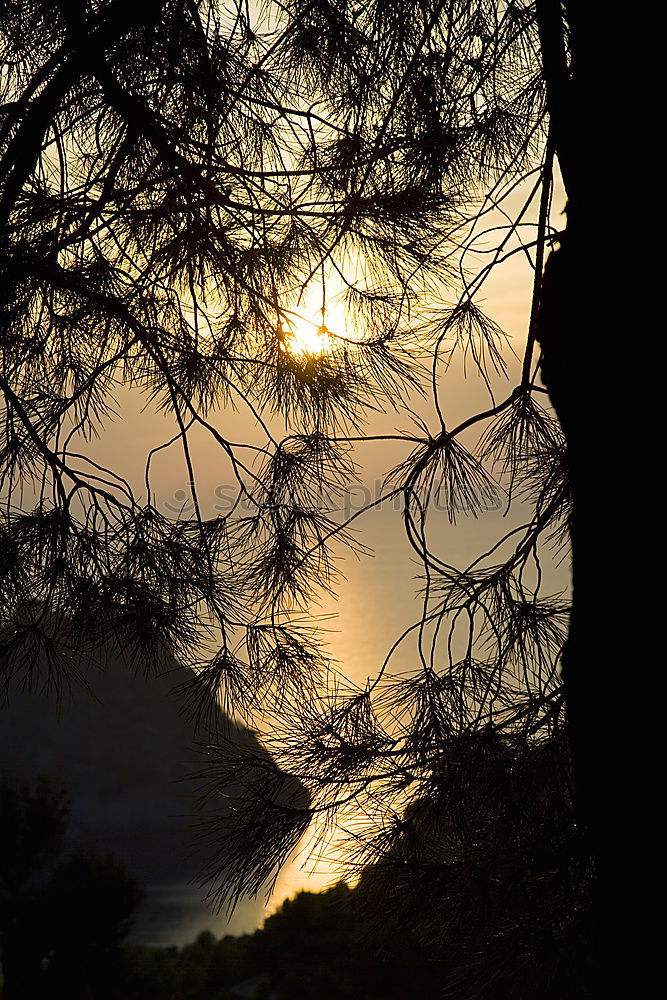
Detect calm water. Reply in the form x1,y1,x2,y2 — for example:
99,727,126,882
270,500,569,907
144,498,569,944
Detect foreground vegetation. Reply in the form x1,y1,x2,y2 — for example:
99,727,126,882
1,764,597,999
123,882,442,1000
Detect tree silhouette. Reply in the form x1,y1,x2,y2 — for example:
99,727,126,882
0,777,68,998
45,851,144,998
0,777,142,999
2,1,604,991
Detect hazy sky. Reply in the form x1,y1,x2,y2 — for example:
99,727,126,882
61,172,566,927
11,174,566,939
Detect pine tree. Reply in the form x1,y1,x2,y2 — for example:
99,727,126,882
2,3,605,992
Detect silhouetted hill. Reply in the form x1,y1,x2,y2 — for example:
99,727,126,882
0,647,267,943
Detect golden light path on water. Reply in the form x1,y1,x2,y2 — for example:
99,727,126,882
261,173,570,921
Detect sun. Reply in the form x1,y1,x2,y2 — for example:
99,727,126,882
281,276,354,358
285,321,333,358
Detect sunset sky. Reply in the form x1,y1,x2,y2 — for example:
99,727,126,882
62,172,568,933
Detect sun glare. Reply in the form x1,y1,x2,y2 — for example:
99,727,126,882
286,322,333,358
282,275,358,358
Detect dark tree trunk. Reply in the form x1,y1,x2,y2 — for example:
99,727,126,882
535,3,611,991
536,0,606,850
